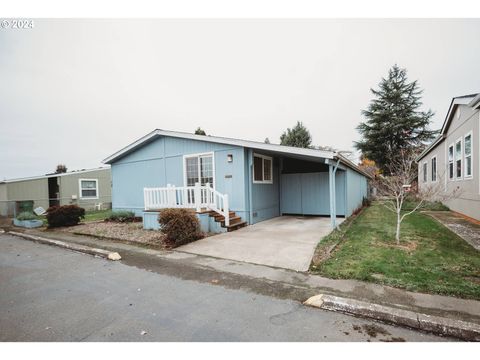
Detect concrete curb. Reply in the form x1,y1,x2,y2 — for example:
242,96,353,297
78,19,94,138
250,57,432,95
304,294,480,341
8,231,121,261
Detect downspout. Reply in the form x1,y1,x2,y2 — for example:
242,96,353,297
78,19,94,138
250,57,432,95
329,158,340,229
247,148,254,224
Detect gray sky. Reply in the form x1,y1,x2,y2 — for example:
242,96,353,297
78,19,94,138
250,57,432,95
1,19,479,179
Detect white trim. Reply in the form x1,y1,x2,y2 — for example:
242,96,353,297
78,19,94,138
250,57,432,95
455,137,463,180
182,152,215,189
253,153,273,184
464,131,473,179
430,155,437,182
3,167,110,184
78,178,99,199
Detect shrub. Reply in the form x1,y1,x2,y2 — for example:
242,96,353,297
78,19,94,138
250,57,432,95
46,205,85,228
158,208,203,247
16,211,37,221
105,210,136,223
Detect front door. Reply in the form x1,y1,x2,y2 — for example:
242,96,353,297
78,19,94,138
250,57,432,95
184,153,215,203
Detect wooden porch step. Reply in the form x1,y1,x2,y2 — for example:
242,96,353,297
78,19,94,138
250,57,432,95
226,221,247,232
220,216,242,227
209,210,235,218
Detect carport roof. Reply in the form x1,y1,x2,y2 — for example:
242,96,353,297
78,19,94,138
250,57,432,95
102,129,371,178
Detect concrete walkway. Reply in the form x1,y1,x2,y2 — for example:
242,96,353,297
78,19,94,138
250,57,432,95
424,211,480,250
178,216,344,271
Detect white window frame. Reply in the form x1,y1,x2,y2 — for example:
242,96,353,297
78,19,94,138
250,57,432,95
182,152,215,189
455,137,463,180
79,179,99,199
253,153,273,184
431,155,437,182
448,143,454,181
422,162,428,183
464,131,473,179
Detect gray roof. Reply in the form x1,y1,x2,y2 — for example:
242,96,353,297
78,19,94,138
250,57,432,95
103,129,371,178
1,166,110,184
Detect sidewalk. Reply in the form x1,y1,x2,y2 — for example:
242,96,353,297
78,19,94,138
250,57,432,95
7,226,480,329
423,211,480,250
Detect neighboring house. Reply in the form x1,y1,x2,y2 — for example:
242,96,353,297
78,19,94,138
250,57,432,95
417,93,480,220
103,129,370,232
0,167,112,217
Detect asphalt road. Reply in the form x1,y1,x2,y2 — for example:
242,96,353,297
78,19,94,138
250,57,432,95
0,234,449,341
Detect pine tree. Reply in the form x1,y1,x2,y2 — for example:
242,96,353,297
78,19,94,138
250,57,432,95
264,138,270,144
355,65,436,174
280,121,312,148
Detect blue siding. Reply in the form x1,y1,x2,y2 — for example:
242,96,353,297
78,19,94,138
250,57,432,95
111,136,248,219
251,155,280,224
345,168,368,216
280,171,345,216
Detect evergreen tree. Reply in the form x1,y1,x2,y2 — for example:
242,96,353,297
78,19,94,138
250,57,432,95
194,127,206,135
280,121,312,148
264,137,270,144
55,164,67,173
355,65,436,174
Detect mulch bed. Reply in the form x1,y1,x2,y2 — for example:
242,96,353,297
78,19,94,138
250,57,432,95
58,221,166,247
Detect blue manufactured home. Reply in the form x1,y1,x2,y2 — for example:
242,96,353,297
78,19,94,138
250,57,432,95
103,129,370,232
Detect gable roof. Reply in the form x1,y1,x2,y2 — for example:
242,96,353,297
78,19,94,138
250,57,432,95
417,93,479,161
103,129,371,178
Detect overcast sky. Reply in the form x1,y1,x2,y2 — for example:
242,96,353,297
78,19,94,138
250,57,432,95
1,19,479,179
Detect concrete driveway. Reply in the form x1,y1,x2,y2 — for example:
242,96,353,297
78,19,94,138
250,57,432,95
178,216,344,271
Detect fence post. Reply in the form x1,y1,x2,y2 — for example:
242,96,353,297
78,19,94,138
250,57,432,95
205,182,210,208
167,184,174,207
194,182,201,212
224,194,229,227
144,188,148,210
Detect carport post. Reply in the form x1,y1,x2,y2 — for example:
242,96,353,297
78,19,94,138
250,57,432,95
329,159,340,229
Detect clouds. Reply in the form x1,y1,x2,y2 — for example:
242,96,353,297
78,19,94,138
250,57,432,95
1,19,479,178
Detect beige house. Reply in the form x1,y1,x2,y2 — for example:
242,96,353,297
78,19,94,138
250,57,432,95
0,167,111,217
417,93,480,220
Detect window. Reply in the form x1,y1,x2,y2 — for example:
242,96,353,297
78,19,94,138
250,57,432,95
431,156,437,182
253,154,273,184
184,153,214,187
464,133,472,178
448,144,454,180
455,139,462,178
422,162,427,183
79,179,98,199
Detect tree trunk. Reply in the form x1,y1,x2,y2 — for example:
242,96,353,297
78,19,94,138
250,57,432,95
395,211,401,244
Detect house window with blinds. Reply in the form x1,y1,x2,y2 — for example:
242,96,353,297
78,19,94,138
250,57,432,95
79,179,99,199
455,139,462,178
464,133,472,178
448,144,454,180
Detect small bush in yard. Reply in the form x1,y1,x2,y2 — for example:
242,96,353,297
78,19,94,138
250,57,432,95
105,210,136,223
158,208,203,247
16,211,37,221
46,205,85,228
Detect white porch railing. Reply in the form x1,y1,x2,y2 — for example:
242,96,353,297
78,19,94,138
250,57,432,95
143,183,230,226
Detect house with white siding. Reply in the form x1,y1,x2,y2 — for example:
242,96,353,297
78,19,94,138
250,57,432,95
417,93,480,220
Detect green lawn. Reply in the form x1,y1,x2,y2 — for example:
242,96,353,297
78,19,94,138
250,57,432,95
310,202,480,300
83,210,111,222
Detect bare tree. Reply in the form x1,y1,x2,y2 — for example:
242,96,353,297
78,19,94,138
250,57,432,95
373,148,458,244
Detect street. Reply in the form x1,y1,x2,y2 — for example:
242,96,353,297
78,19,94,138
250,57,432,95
0,234,448,341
